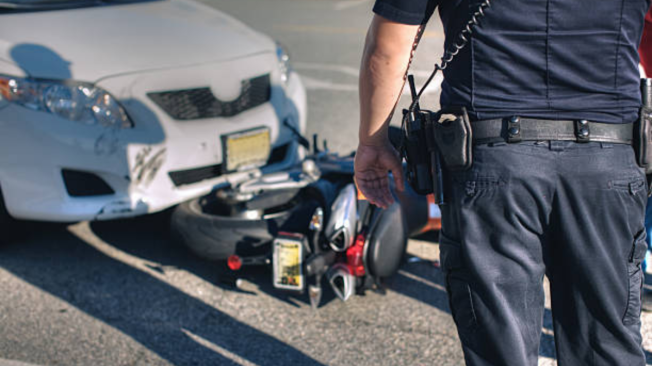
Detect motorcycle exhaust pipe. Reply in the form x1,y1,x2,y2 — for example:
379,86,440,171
324,184,358,252
326,263,356,301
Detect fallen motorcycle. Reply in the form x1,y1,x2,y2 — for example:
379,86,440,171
171,134,440,308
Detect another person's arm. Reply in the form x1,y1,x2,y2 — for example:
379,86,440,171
639,6,652,76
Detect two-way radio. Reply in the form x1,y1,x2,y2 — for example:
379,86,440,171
400,0,492,204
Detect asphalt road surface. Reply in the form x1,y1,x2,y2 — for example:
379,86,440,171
2,1,652,366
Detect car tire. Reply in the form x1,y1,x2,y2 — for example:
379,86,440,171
170,192,302,261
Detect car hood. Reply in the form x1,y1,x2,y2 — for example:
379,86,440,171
0,0,274,82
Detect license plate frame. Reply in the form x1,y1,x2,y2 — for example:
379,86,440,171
221,127,271,173
273,233,305,292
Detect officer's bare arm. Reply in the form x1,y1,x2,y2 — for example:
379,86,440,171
359,15,421,146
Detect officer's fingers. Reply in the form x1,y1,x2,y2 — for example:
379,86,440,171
373,193,389,209
363,180,387,209
371,190,389,209
371,178,389,207
375,177,393,209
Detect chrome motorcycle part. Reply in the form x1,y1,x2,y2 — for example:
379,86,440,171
324,184,357,252
308,285,322,309
309,207,324,231
326,263,356,301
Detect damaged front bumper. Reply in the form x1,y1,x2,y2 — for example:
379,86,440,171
0,68,307,222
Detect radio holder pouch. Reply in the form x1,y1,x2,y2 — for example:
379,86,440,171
402,107,434,195
398,0,491,200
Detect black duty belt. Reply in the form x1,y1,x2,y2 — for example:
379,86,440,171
472,116,634,145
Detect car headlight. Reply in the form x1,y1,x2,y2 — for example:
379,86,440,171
276,42,292,87
0,75,133,129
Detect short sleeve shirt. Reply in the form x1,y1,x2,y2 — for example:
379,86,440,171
373,0,649,124
372,0,436,25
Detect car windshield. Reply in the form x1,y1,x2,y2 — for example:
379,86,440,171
0,0,159,12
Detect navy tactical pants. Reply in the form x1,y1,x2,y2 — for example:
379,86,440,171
440,141,648,366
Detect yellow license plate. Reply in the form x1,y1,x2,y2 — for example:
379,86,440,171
223,128,271,172
273,235,304,291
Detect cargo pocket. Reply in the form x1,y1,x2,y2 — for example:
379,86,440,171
610,176,646,195
440,233,480,337
623,230,648,325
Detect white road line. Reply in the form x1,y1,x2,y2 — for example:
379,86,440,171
0,359,43,366
335,0,371,11
397,270,447,292
301,75,358,91
181,329,258,366
541,327,554,337
294,62,360,77
538,357,557,366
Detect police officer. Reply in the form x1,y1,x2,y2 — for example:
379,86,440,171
355,0,650,365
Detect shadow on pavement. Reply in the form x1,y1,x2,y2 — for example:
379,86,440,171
0,219,325,366
88,212,338,309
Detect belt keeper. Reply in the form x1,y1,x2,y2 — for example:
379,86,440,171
575,120,590,142
506,116,522,143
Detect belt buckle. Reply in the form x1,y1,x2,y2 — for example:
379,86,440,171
575,120,590,142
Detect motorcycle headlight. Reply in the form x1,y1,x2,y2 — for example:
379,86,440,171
276,42,292,87
0,75,133,129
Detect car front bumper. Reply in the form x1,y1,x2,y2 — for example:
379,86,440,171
0,59,307,222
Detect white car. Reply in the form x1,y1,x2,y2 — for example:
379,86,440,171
0,0,307,224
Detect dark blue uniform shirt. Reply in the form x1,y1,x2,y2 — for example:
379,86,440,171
373,0,650,124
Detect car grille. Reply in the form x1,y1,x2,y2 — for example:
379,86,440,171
169,143,291,187
147,74,271,120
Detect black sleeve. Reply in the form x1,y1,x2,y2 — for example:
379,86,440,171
372,0,439,25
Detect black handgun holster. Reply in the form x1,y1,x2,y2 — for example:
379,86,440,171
432,107,473,171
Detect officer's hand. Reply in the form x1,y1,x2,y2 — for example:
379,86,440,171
354,141,405,209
